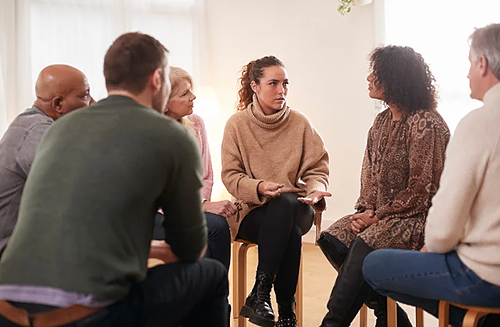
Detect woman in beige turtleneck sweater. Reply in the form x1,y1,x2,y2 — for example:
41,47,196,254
221,56,330,327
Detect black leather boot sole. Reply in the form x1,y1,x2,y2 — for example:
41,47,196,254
240,270,276,327
241,304,276,327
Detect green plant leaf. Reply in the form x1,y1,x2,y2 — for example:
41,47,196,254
337,0,355,15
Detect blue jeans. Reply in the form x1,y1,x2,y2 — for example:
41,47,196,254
154,212,231,270
363,249,500,327
204,212,231,270
0,258,228,327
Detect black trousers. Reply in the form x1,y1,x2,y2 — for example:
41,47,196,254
237,193,314,303
0,258,229,327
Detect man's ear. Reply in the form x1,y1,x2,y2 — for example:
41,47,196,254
151,68,163,92
479,55,489,77
250,80,258,93
52,96,63,114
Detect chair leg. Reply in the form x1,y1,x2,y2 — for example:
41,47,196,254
232,242,240,320
359,304,368,327
238,243,251,327
296,247,303,327
438,301,450,327
387,297,398,327
415,307,424,327
462,310,488,327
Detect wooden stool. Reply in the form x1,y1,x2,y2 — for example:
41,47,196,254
438,300,500,327
359,298,424,327
232,239,303,327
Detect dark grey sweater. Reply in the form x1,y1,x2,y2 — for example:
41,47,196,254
0,95,206,300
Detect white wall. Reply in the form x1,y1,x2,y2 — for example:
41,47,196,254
204,0,382,240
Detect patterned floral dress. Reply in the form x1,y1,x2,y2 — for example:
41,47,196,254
323,108,450,250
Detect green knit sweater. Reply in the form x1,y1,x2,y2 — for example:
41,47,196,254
0,95,206,300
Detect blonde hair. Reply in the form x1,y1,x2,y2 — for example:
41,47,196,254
168,66,194,133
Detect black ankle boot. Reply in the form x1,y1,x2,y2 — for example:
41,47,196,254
320,237,374,327
374,304,413,327
317,233,349,271
240,271,276,327
276,300,297,327
371,295,413,327
481,314,500,327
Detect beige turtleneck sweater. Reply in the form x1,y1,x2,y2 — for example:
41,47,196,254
221,96,329,240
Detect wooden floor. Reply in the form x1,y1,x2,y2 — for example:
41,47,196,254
229,242,440,327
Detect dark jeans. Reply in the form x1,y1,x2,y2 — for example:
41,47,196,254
0,258,228,327
154,212,231,270
363,249,500,327
237,193,314,302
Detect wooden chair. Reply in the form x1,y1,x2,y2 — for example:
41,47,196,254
232,239,303,327
231,205,324,327
359,298,425,327
147,240,170,267
438,300,500,327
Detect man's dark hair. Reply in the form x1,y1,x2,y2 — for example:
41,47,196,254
104,32,168,94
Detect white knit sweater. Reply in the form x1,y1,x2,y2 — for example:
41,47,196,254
425,83,500,286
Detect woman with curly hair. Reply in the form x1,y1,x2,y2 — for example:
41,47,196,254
222,55,330,327
317,45,450,327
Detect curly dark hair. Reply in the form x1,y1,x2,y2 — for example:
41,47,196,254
369,45,438,112
236,55,285,111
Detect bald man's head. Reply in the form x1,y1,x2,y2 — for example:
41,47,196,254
34,64,93,120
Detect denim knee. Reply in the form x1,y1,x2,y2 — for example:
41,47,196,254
362,250,397,291
205,213,230,239
362,251,379,282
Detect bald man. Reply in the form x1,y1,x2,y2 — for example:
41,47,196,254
0,64,92,253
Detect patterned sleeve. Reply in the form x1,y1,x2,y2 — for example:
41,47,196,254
375,111,450,219
354,124,377,212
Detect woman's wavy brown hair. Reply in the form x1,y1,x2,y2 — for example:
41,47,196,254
369,45,438,113
236,55,285,111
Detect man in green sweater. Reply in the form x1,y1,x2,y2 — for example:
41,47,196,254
0,32,228,327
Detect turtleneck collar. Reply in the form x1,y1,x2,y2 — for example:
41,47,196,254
245,94,291,130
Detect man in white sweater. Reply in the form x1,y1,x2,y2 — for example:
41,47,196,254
362,23,500,327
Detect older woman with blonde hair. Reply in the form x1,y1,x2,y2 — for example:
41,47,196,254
153,66,235,270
